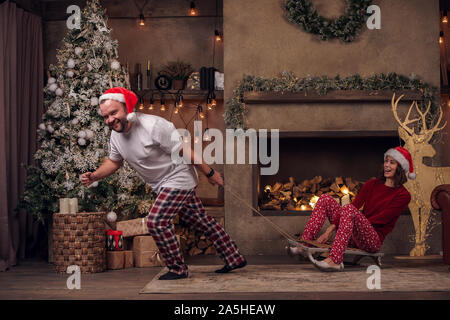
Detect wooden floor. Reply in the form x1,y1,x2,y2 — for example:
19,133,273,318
1,255,450,300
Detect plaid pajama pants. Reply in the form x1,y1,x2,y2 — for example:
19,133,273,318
301,194,382,264
146,187,245,275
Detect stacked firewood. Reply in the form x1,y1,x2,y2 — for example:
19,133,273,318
260,176,365,212
174,216,220,256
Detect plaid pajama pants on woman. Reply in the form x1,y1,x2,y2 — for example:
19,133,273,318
147,187,245,275
301,194,382,264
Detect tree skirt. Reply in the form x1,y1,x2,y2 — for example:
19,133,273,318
140,264,450,294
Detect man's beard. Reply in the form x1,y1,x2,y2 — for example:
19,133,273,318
109,118,128,132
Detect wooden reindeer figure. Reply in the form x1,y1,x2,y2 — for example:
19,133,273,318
391,93,449,256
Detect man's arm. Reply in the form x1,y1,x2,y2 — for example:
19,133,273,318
183,148,223,187
81,158,123,186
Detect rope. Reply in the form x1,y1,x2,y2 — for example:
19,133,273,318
223,184,297,242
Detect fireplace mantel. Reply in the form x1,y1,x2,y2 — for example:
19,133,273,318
243,90,422,104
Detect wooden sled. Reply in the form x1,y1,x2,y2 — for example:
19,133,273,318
287,239,384,267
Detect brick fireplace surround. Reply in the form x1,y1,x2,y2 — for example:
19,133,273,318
224,93,442,255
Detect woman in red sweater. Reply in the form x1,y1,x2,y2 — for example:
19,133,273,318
291,147,413,272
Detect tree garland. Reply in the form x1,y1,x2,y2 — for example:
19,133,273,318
284,0,372,42
224,71,437,130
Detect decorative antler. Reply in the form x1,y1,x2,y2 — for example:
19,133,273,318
391,93,420,136
415,101,447,143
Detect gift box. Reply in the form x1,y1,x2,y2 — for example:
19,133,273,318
106,250,134,270
116,217,149,238
133,235,158,251
106,229,123,250
134,250,165,268
132,235,182,268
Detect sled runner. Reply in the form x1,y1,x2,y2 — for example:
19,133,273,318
287,239,384,267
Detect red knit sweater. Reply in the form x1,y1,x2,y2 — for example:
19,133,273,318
352,178,411,243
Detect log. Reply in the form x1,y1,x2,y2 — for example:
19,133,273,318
204,246,216,255
311,176,322,184
189,247,203,256
272,182,282,192
330,183,341,193
335,177,344,185
197,241,208,249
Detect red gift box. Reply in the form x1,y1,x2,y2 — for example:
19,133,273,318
106,229,123,251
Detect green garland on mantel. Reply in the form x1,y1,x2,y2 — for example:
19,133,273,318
224,71,437,130
284,0,372,42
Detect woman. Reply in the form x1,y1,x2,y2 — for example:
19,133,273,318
289,146,413,271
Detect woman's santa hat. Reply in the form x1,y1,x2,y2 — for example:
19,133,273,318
384,146,416,180
99,87,138,122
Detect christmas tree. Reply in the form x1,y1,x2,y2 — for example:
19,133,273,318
18,0,154,222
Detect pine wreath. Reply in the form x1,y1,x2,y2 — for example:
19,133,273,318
284,0,372,42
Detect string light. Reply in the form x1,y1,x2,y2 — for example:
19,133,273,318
204,128,212,141
206,97,213,110
194,131,200,144
139,14,145,26
160,95,166,111
440,31,444,44
189,1,198,16
148,96,154,110
215,29,222,42
443,10,448,23
183,130,190,143
138,97,144,110
210,92,217,107
197,105,205,119
178,94,184,108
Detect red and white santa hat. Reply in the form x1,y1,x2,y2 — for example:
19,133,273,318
99,87,138,122
384,146,416,180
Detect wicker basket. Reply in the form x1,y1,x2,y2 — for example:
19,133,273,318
52,212,106,274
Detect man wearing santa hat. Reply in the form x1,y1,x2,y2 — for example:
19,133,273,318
81,87,246,280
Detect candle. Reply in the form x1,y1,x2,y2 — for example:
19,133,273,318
147,59,151,71
69,198,78,214
59,198,70,214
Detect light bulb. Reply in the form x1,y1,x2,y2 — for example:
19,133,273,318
174,107,179,114
204,128,211,142
138,103,144,110
139,14,145,26
189,2,198,16
148,103,154,110
160,104,166,111
215,30,222,42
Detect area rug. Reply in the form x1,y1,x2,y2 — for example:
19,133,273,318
140,264,450,293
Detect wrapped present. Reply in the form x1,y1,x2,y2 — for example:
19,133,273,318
134,250,165,268
132,235,181,268
133,235,158,252
116,217,149,238
106,229,123,251
106,250,134,269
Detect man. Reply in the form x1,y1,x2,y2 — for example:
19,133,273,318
81,87,246,280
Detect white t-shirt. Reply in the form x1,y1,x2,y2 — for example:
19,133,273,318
109,113,198,193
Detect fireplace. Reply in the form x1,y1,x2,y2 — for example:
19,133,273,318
255,132,399,215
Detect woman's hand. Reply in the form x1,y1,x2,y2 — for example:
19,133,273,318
316,224,336,244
